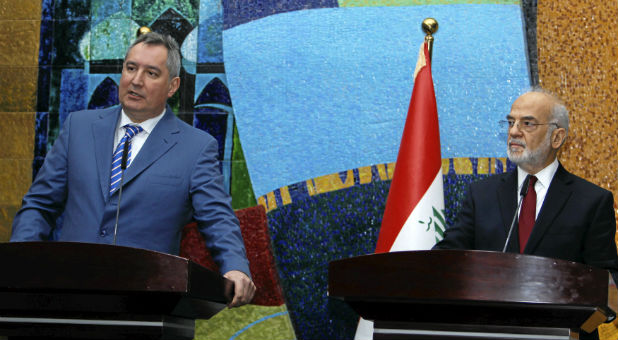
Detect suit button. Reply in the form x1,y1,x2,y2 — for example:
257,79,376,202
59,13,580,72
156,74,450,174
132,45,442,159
100,230,107,237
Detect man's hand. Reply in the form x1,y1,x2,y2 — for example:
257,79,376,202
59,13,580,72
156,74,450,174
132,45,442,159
223,270,256,307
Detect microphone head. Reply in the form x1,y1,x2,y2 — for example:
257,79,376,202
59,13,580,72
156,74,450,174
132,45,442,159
121,140,130,170
520,175,531,196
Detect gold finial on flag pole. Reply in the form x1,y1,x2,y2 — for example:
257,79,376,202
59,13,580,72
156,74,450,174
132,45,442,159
422,18,438,61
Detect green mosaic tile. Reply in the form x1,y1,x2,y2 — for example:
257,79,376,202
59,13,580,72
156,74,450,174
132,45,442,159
132,0,199,26
195,305,296,340
86,15,140,61
231,125,256,210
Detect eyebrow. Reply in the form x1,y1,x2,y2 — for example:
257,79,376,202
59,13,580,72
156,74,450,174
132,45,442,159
506,114,537,121
124,61,162,74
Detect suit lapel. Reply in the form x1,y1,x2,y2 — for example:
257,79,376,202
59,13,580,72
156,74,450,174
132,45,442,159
120,108,179,185
498,170,520,252
523,164,572,254
92,106,122,200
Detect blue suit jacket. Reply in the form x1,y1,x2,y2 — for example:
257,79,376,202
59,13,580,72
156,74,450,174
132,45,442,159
11,106,250,276
434,164,618,281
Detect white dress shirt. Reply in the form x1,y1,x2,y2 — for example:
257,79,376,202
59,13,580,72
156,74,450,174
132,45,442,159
516,158,559,219
112,109,166,166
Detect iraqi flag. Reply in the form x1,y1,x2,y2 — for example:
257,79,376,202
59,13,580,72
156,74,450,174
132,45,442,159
375,40,445,253
355,41,445,340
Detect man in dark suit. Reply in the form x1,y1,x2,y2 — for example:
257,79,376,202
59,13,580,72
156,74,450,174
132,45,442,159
434,89,618,338
11,32,255,307
434,89,618,280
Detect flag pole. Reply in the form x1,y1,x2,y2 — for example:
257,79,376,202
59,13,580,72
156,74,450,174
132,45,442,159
422,18,439,61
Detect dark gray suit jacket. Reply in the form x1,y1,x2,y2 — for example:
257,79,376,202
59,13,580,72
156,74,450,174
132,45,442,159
434,163,618,281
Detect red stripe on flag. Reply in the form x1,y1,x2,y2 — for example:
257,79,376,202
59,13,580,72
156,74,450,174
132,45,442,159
375,42,442,253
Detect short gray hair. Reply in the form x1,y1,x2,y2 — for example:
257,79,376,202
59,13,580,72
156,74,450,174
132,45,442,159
125,32,181,79
529,86,569,137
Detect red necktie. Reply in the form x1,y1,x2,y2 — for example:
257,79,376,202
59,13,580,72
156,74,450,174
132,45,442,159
518,176,537,253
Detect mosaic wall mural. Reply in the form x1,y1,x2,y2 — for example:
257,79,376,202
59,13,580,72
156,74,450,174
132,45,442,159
2,0,616,339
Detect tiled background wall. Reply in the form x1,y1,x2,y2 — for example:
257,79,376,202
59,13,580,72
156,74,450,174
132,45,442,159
538,1,618,202
0,0,40,242
2,1,618,339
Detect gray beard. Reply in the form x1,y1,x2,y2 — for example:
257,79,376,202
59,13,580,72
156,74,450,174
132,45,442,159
507,135,551,169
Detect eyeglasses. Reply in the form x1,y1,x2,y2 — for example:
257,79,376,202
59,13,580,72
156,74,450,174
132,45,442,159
498,120,558,133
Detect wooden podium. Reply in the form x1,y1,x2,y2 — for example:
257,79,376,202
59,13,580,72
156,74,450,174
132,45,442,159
0,242,233,339
328,250,615,340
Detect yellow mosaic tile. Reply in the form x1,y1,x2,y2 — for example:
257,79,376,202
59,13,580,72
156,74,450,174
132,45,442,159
0,20,40,66
0,112,35,159
539,7,618,336
0,0,41,20
0,204,19,242
452,158,472,175
279,186,292,205
358,165,373,184
0,66,38,112
537,1,618,221
0,159,32,205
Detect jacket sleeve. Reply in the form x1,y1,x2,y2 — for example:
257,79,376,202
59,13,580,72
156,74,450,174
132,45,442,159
189,137,251,278
11,114,72,241
581,190,618,281
433,183,476,250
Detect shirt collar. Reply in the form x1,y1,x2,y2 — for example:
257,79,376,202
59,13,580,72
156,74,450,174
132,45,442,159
118,108,166,134
517,158,559,191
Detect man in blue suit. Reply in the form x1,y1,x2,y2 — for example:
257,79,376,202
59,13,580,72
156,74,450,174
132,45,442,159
11,32,255,307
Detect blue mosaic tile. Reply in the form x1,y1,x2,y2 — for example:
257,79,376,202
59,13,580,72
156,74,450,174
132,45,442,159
34,112,49,159
194,109,228,161
197,11,223,63
54,0,91,20
222,0,339,30
195,76,231,106
59,69,88,126
150,12,194,47
88,77,119,110
177,69,196,115
36,66,52,113
41,0,55,20
265,167,522,339
90,0,132,26
32,156,46,182
47,112,60,152
38,20,54,66
49,67,64,116
180,26,198,74
52,20,89,67
267,181,387,340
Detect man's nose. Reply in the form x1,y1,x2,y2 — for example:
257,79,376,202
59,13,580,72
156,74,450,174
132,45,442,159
131,70,144,86
508,121,524,136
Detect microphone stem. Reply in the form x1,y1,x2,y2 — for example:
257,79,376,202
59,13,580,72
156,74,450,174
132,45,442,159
113,174,124,245
503,194,525,252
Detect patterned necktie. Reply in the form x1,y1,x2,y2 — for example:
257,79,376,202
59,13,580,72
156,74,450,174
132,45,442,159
109,125,143,195
518,175,538,253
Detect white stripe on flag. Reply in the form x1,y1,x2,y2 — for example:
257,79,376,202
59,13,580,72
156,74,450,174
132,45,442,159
390,169,444,252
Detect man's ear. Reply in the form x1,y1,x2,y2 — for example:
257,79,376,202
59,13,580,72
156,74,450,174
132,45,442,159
551,128,566,149
167,77,180,98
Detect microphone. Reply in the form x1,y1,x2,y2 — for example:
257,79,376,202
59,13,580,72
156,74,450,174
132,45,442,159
113,140,130,245
502,175,531,252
